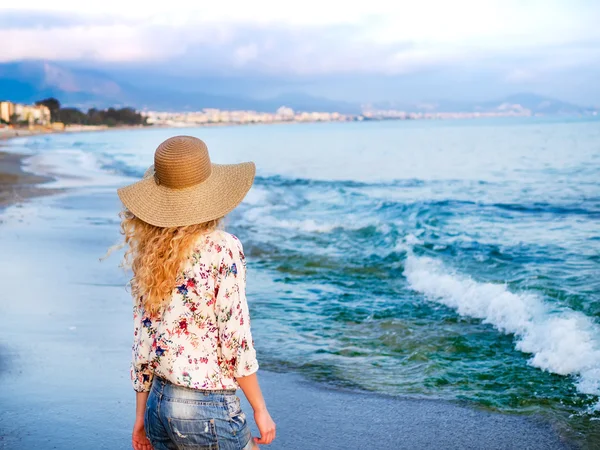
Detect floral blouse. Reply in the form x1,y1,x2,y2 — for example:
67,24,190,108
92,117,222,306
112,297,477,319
131,230,259,392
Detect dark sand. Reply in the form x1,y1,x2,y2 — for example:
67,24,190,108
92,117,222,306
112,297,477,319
242,371,573,450
0,151,61,208
0,364,574,450
0,128,54,141
0,146,575,450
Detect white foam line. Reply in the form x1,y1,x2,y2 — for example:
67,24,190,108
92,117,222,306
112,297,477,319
404,253,600,405
23,149,132,188
241,205,385,234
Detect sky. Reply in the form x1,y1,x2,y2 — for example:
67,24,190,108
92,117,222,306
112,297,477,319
1,1,600,104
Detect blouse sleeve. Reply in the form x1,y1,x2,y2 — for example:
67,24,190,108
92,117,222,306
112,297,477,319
131,299,155,392
216,236,259,379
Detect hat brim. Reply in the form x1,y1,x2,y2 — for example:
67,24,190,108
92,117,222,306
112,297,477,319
117,162,256,227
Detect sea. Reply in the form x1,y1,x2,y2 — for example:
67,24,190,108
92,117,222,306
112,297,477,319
2,117,599,447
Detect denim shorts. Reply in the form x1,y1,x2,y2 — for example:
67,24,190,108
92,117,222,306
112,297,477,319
145,377,254,450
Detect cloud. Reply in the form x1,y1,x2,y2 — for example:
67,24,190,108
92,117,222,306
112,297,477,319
233,44,259,67
0,1,599,94
2,25,169,62
0,10,83,28
0,14,446,73
505,69,537,83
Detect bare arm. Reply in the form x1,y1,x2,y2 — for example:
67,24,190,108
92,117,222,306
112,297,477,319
236,373,276,445
135,391,149,423
236,373,267,412
132,391,151,450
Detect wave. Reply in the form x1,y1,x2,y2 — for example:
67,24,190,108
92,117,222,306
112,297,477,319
241,208,384,234
23,149,134,189
490,202,600,217
19,146,600,219
254,175,427,189
404,253,600,405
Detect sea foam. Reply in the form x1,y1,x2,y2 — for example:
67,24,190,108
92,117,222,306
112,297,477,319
404,253,600,402
24,149,132,189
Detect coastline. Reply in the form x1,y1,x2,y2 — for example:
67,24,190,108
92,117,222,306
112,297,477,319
0,126,140,208
0,129,578,450
246,371,573,450
0,150,62,209
0,124,145,141
0,127,60,141
0,366,574,449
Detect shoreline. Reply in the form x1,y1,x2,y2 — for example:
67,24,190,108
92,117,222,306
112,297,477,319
0,150,62,209
245,370,573,450
0,367,574,449
0,125,582,449
0,126,142,208
0,127,60,141
0,124,148,141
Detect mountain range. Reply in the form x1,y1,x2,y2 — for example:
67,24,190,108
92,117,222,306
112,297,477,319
0,61,596,115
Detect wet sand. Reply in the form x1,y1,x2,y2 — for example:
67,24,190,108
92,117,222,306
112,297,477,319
245,371,574,450
0,150,62,209
0,127,64,141
0,145,575,449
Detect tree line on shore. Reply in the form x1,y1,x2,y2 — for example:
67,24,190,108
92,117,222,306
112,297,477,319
37,98,147,127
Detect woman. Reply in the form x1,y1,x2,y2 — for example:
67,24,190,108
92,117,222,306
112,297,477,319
116,136,276,450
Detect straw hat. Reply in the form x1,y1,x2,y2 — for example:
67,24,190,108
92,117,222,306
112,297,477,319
117,135,255,228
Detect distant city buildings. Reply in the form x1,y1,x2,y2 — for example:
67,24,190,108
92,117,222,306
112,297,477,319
362,103,532,120
142,107,358,127
0,99,544,133
0,101,12,123
0,101,51,126
143,103,537,128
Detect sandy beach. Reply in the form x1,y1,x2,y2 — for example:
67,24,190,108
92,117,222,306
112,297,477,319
0,125,144,142
0,130,583,449
0,127,61,141
0,150,62,208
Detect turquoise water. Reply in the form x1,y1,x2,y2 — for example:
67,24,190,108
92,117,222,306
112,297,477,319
5,118,600,446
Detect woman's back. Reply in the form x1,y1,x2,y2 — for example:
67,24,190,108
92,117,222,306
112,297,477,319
132,230,259,392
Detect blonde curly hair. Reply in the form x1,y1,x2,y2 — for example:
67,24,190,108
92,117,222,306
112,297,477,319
118,209,221,316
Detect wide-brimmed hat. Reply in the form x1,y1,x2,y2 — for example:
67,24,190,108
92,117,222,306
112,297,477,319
117,135,255,228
